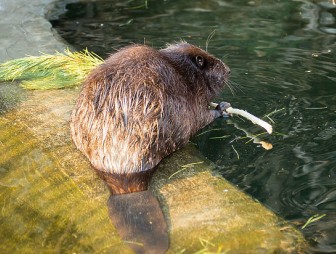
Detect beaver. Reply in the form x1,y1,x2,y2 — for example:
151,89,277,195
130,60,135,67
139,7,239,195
70,42,231,195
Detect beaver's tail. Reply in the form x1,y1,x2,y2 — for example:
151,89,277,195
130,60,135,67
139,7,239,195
108,190,169,254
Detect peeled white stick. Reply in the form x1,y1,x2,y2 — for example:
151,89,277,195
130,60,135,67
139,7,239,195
210,102,273,134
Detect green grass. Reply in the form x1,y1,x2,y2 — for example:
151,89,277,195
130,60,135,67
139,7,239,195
0,49,103,90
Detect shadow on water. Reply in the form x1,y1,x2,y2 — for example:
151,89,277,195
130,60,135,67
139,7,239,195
49,0,336,252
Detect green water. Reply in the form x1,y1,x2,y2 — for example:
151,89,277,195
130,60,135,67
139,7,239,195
49,0,335,252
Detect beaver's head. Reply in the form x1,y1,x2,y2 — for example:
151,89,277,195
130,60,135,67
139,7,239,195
160,42,230,101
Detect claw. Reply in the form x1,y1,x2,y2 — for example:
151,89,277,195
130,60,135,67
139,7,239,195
215,102,232,117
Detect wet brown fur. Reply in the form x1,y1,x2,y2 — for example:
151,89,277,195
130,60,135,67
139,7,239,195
70,42,230,194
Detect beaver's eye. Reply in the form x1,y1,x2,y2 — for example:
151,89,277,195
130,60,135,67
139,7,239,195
195,55,205,69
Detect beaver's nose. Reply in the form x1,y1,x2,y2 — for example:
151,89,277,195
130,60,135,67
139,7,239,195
216,61,231,76
223,63,231,75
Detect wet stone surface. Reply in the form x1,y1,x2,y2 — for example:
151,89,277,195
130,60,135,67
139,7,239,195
0,0,66,61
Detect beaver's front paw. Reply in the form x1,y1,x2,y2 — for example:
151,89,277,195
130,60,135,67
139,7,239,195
215,101,231,117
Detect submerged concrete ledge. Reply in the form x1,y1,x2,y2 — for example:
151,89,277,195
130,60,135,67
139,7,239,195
0,0,306,253
152,145,306,253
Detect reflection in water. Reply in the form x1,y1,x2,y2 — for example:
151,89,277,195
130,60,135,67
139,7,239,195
48,0,336,252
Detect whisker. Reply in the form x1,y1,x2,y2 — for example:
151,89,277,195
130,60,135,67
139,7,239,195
221,54,229,60
224,79,236,95
224,79,245,96
229,80,245,94
206,29,217,52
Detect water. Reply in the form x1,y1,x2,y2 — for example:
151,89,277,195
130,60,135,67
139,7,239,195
50,0,336,252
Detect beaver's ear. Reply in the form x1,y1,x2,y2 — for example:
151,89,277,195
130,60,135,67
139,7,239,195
195,55,205,69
